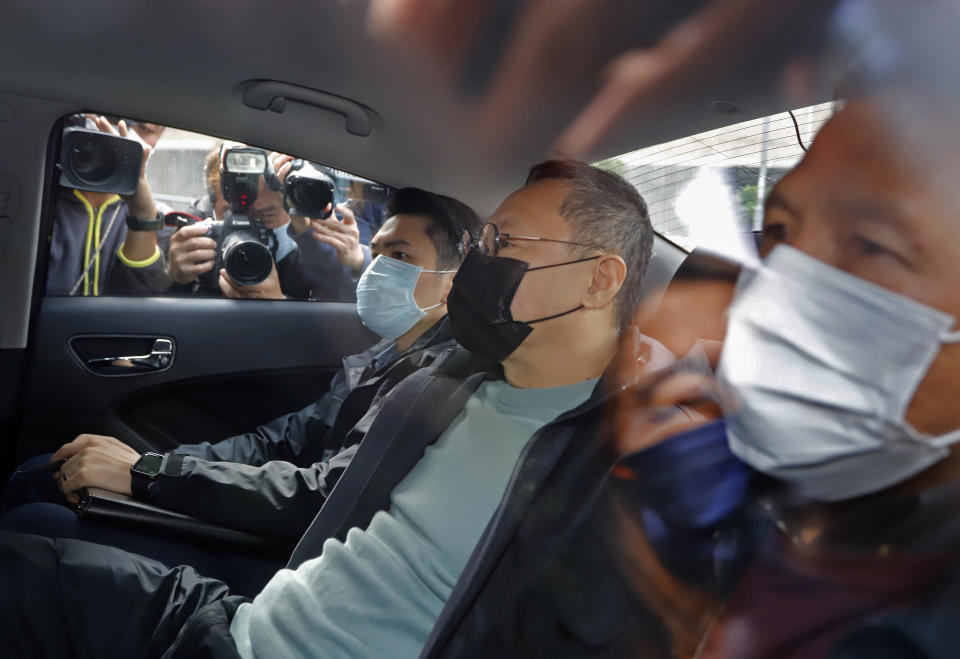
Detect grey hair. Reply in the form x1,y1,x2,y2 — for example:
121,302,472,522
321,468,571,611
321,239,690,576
525,159,653,329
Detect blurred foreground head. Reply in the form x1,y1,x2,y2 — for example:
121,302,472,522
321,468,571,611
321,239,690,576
720,88,960,502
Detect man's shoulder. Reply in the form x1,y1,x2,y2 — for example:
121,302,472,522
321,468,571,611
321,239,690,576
392,319,498,378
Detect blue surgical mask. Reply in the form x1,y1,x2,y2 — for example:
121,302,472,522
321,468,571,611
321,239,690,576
356,255,455,340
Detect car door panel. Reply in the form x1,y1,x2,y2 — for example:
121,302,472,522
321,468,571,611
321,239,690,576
14,296,378,462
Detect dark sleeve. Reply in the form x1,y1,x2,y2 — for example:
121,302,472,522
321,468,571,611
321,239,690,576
172,367,350,467
275,248,313,300
289,231,365,302
105,242,170,294
611,419,753,588
166,270,220,297
143,444,359,539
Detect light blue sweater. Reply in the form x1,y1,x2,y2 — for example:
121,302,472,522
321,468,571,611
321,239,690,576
230,376,599,658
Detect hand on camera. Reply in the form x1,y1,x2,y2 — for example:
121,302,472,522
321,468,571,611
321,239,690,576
309,202,365,272
51,434,142,505
267,153,310,233
168,220,217,284
268,152,295,185
218,264,284,300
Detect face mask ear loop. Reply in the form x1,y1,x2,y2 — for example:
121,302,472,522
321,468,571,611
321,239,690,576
928,427,960,449
525,305,584,324
416,267,455,312
940,329,960,344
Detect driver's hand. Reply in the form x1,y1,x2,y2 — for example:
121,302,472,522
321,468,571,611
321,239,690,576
218,263,285,300
168,221,217,284
52,434,142,505
310,202,365,272
268,152,296,186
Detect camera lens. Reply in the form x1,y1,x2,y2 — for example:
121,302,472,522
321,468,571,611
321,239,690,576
69,137,120,187
290,178,333,210
222,238,273,285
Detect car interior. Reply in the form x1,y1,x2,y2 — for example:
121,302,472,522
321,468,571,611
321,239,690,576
0,1,838,541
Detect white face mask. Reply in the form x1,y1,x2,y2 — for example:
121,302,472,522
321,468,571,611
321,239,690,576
355,255,454,340
717,244,960,502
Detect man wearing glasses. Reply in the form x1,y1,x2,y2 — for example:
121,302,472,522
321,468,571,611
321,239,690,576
0,160,660,659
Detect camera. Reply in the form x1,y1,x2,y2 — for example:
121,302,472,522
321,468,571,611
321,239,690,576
282,159,335,218
210,146,278,285
204,214,277,286
58,115,143,195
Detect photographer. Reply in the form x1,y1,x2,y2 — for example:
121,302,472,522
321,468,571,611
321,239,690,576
188,145,230,222
268,152,385,301
47,114,169,296
168,143,311,300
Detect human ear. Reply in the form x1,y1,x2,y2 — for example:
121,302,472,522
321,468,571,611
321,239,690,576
582,254,627,310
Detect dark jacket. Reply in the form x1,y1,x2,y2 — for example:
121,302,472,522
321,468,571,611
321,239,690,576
164,374,960,659
167,329,663,657
419,338,675,658
416,340,960,659
47,188,169,295
284,330,675,656
138,318,456,540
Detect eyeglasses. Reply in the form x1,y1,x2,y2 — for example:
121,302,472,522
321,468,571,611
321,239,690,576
464,222,606,263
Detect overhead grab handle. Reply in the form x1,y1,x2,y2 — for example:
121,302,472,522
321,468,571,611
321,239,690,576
242,80,373,137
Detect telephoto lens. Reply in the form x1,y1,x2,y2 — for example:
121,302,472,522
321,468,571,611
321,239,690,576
69,135,120,187
220,230,274,285
59,126,143,195
283,160,335,218
291,178,330,210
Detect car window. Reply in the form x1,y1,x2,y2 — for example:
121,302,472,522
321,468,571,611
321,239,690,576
45,114,393,302
595,101,839,258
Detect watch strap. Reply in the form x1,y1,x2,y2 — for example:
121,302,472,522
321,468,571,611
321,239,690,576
130,452,166,500
126,210,164,231
130,470,151,500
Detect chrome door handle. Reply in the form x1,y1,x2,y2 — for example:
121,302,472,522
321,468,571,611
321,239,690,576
86,338,174,373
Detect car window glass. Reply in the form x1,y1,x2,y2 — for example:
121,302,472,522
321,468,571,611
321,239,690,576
595,101,839,258
45,114,393,302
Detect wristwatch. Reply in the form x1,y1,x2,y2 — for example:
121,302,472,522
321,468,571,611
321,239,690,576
126,209,165,232
130,452,165,499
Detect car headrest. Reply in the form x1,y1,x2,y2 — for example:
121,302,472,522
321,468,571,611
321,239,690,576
667,248,742,288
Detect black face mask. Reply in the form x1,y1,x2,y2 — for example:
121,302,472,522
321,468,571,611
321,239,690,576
447,249,599,362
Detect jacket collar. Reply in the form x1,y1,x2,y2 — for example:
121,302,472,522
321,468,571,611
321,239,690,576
408,315,454,353
343,316,459,390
